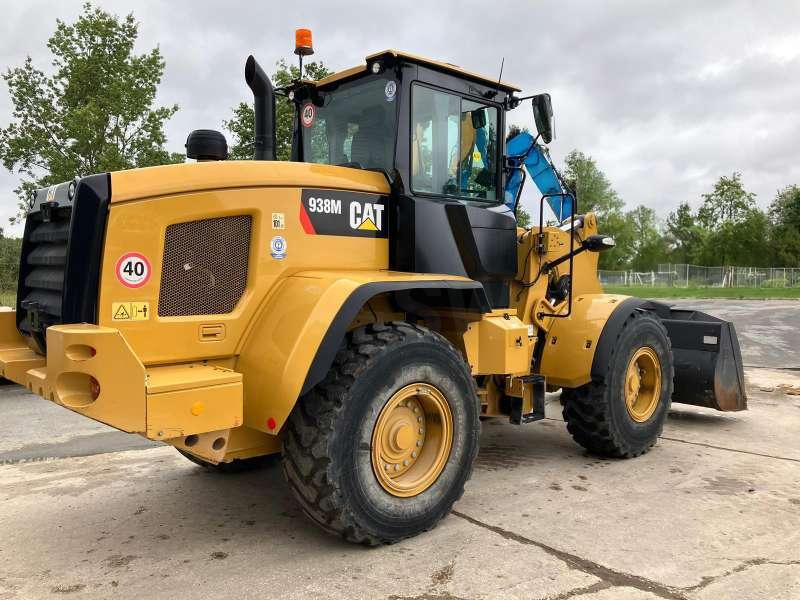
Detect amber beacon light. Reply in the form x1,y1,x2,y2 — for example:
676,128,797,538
294,28,314,56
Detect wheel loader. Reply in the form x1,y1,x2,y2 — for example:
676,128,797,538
0,31,746,545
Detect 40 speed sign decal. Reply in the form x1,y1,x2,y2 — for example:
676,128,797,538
116,252,152,288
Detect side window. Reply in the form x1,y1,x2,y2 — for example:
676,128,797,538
411,84,498,202
411,86,459,194
458,99,497,201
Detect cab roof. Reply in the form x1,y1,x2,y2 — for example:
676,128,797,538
308,49,521,93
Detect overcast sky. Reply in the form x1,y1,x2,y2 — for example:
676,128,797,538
1,0,799,235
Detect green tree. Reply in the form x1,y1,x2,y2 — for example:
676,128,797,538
0,233,23,299
225,59,332,161
0,3,182,222
626,205,668,271
697,172,756,227
599,210,636,270
697,209,769,267
516,206,531,228
665,202,705,263
695,173,767,266
562,150,631,268
562,150,624,217
769,185,800,267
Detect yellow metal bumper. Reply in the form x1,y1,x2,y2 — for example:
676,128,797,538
0,311,243,450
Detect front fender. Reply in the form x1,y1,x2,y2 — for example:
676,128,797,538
236,270,488,434
538,294,632,388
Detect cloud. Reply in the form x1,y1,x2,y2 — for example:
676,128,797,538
1,0,799,236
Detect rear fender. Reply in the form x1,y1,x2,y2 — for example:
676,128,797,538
236,270,489,434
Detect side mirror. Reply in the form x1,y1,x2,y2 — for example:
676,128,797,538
471,108,487,130
531,93,553,144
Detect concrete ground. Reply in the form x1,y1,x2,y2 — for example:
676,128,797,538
0,300,798,599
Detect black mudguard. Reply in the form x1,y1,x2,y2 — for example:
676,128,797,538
594,299,747,412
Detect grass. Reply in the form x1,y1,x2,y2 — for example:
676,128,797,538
604,285,800,300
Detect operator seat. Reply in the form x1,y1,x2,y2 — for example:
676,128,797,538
350,107,390,170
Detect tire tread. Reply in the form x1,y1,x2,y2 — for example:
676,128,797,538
561,310,674,458
281,321,478,545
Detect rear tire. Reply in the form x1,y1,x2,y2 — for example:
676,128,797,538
561,311,673,458
176,449,277,473
281,322,480,545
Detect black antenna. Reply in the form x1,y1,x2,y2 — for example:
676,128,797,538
485,57,505,99
497,57,505,88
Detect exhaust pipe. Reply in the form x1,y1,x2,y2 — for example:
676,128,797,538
245,55,276,160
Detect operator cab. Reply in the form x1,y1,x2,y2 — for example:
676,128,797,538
289,49,522,308
290,51,515,199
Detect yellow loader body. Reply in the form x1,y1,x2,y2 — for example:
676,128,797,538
2,161,553,463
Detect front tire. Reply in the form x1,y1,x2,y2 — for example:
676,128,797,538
281,322,480,545
561,311,674,458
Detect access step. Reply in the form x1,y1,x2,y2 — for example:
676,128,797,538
510,374,546,425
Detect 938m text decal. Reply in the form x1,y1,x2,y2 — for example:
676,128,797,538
300,189,388,238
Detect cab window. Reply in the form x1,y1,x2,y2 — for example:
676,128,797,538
411,84,498,202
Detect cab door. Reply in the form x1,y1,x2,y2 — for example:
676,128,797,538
390,82,516,307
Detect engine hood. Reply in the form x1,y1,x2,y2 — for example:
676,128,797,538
110,160,391,204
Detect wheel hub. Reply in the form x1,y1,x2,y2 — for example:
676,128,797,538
624,347,662,422
371,383,453,497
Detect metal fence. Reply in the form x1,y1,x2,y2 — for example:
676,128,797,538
599,264,800,288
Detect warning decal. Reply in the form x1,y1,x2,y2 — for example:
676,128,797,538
112,301,150,321
116,252,152,288
300,189,388,239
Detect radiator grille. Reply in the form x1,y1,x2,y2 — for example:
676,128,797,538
19,210,71,333
17,174,110,354
158,215,252,317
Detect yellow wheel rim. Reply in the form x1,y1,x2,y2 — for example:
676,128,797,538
624,347,662,422
371,383,453,498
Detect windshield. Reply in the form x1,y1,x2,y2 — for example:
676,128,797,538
301,77,398,173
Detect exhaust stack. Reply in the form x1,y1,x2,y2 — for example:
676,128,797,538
245,55,276,160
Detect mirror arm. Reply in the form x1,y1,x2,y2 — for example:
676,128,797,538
506,93,547,109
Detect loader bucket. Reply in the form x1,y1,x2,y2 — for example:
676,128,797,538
659,308,747,411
